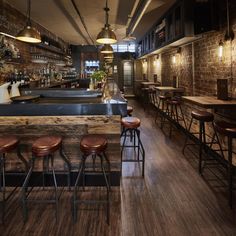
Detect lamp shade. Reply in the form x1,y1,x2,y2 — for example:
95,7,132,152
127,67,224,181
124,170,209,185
101,44,113,54
104,53,114,59
96,27,117,44
16,25,41,43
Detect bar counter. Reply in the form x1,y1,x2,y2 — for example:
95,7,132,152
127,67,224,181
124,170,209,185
0,79,126,186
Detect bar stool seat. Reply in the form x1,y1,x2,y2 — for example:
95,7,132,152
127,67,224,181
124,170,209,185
121,117,140,129
73,134,111,224
183,110,222,174
213,121,236,208
155,95,171,125
214,121,236,138
32,136,62,156
0,136,28,223
127,106,133,116
22,135,71,222
0,136,19,153
164,99,187,137
80,134,107,154
191,110,214,122
121,117,145,177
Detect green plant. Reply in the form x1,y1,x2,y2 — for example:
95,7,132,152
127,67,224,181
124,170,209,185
91,70,107,81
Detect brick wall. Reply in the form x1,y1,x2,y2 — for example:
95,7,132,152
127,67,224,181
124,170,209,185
0,1,69,84
137,0,236,98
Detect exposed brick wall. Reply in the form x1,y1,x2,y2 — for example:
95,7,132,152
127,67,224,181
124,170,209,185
136,0,236,98
0,1,69,84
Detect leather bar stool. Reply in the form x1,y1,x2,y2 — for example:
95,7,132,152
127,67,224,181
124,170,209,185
72,134,110,224
182,110,222,174
121,117,145,177
155,95,171,126
165,99,187,137
0,136,28,223
141,87,150,111
127,105,133,116
22,135,71,222
148,87,158,106
214,121,236,208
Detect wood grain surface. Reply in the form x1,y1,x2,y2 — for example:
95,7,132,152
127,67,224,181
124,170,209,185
1,101,236,235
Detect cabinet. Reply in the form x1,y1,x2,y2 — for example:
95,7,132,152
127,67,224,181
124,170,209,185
137,0,218,58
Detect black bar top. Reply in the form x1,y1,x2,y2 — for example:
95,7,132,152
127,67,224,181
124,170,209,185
0,79,127,116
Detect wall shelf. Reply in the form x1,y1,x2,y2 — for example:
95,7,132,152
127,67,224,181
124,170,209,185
137,0,218,58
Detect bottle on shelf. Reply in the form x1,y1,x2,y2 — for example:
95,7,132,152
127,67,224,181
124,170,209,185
89,78,94,90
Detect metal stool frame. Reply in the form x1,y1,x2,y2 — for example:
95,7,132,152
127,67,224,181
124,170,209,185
72,151,111,224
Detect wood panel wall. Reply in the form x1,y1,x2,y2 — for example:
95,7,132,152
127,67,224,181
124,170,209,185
0,115,121,175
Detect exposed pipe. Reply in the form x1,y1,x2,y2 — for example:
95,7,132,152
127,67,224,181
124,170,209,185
127,0,152,36
53,0,90,44
70,0,95,45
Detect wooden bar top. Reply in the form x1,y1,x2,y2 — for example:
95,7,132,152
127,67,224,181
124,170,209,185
182,96,236,108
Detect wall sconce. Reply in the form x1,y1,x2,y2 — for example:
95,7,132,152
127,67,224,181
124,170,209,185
172,48,181,65
218,40,224,59
154,55,160,67
218,0,234,60
172,55,176,64
142,58,147,66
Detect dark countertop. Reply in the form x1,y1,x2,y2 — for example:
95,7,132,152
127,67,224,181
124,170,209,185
28,78,80,89
0,80,127,116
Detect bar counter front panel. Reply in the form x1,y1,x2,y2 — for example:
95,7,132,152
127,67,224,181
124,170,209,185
0,87,126,186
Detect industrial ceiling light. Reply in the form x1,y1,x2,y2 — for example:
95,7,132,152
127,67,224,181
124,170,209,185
96,0,117,44
16,0,41,43
218,0,234,60
218,40,224,59
104,53,114,59
100,44,113,54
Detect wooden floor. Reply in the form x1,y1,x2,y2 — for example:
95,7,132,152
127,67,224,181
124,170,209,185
1,99,236,236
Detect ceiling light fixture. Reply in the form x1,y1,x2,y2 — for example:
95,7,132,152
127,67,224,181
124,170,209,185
100,44,113,54
104,53,114,59
96,0,117,44
16,0,41,43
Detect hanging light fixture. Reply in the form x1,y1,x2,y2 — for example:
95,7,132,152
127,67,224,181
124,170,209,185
100,44,113,54
218,40,224,59
96,0,117,44
104,53,114,59
16,0,41,43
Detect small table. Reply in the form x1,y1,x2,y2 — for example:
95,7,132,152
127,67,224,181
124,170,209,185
141,82,160,88
155,86,185,93
182,96,236,109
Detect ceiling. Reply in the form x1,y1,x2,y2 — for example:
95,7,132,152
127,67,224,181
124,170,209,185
6,0,176,45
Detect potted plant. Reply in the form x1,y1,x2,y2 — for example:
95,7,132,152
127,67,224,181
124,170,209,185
91,70,107,88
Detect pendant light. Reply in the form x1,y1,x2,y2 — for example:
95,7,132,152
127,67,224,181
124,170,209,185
104,53,114,59
16,0,41,43
100,44,113,54
96,0,117,44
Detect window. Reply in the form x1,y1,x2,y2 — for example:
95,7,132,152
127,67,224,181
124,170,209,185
111,43,136,53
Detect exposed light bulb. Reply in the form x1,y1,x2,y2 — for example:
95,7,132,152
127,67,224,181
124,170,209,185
172,55,176,64
218,40,224,59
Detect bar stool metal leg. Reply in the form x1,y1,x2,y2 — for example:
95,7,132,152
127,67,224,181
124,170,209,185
22,156,35,222
0,153,6,223
228,137,233,208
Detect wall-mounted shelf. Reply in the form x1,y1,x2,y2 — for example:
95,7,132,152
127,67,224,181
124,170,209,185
137,0,218,58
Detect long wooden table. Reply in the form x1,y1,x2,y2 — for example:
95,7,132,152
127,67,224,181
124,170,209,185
141,82,160,87
182,96,236,108
155,86,185,93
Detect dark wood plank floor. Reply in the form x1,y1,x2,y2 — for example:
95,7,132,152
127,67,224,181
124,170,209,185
1,99,236,236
